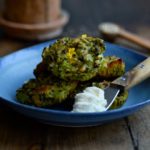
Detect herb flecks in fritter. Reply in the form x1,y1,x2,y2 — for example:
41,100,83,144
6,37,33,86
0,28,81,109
16,78,78,107
42,34,105,81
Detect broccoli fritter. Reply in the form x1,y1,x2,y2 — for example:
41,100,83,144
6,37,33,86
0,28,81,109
110,91,128,109
42,34,105,81
16,78,78,107
16,34,127,110
93,81,128,109
98,56,125,79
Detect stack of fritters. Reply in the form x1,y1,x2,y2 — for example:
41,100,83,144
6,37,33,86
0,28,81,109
16,35,128,109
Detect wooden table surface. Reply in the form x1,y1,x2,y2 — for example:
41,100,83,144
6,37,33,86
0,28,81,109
0,0,150,150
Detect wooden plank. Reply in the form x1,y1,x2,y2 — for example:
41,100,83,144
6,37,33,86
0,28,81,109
0,37,37,57
45,119,134,150
126,106,150,150
0,105,48,150
0,103,134,150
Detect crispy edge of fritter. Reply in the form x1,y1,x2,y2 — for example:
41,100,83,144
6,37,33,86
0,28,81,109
98,56,125,79
16,78,78,107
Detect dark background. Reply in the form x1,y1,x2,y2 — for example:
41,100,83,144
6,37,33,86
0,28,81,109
61,0,150,36
0,0,150,37
0,0,150,56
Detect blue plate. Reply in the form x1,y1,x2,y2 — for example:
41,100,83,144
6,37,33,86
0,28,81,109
0,41,150,127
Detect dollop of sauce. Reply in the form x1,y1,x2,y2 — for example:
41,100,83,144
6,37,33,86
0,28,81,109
72,86,107,113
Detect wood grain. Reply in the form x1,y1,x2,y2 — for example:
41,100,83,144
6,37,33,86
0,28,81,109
0,36,37,57
0,104,133,150
119,29,150,50
4,0,60,24
127,106,150,150
45,120,133,150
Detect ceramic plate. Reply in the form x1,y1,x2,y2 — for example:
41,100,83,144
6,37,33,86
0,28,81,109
0,41,150,127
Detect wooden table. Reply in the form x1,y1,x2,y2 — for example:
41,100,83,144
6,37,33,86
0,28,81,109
0,0,150,149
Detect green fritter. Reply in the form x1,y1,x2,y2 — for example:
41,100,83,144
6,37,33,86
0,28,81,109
16,34,127,110
98,56,125,79
93,81,128,109
110,91,128,109
42,34,105,81
16,78,78,107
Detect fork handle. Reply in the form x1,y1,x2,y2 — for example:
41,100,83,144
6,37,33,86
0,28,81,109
112,57,150,90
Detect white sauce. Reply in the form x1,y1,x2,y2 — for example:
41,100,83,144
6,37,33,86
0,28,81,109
72,86,107,113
